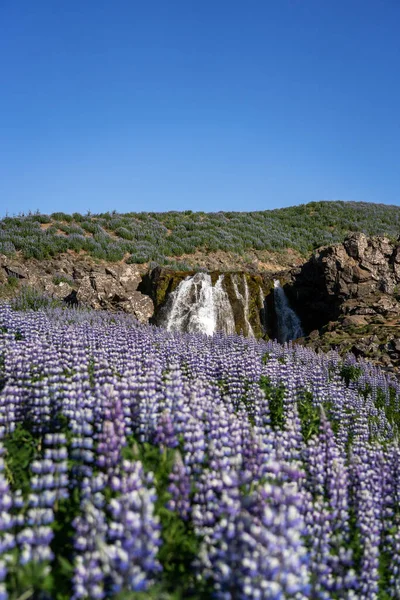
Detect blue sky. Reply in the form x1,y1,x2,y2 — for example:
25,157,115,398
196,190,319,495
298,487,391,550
1,1,399,216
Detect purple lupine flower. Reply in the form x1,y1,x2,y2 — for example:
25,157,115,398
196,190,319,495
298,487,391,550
72,495,109,600
96,384,126,479
196,458,310,599
350,441,385,598
167,452,191,520
106,460,162,594
153,409,178,449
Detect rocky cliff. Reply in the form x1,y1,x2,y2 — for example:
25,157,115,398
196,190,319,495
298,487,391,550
285,233,400,371
0,254,153,323
286,233,400,328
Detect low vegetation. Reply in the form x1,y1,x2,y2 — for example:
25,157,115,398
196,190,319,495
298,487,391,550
1,304,400,598
1,200,399,263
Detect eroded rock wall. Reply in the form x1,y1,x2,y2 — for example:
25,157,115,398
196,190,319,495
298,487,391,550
286,233,400,333
0,254,153,323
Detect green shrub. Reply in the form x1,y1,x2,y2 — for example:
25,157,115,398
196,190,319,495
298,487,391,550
7,275,19,289
51,212,73,222
52,273,75,286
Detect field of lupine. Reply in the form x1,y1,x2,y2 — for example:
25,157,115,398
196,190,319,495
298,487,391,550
1,304,400,599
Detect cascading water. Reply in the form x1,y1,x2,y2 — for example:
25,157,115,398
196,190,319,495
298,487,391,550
259,286,267,334
273,279,303,343
232,274,254,337
213,275,236,334
163,273,236,336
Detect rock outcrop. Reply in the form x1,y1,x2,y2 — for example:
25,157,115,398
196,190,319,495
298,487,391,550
285,233,400,373
0,254,153,323
287,233,400,332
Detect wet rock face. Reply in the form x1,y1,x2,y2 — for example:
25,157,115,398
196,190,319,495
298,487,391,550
287,233,400,333
0,254,153,323
143,266,274,338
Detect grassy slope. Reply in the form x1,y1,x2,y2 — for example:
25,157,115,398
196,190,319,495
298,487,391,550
0,200,399,265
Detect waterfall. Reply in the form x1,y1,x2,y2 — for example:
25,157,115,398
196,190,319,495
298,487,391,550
213,275,236,334
164,273,236,335
232,274,255,337
259,286,267,333
273,280,303,343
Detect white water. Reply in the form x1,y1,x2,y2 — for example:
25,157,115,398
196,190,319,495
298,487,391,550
232,274,255,337
273,279,303,343
164,273,236,336
213,275,236,334
259,286,267,333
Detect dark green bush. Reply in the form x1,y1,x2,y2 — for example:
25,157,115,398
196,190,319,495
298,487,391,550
51,212,73,222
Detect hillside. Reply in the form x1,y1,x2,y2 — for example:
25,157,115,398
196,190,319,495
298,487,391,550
1,200,400,268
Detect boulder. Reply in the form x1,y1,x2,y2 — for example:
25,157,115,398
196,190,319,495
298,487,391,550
120,292,154,323
119,264,142,292
341,315,368,328
343,233,369,259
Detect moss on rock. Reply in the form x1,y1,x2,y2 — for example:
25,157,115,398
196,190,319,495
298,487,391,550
149,267,275,338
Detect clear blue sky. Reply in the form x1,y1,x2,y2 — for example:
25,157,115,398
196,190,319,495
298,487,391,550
1,1,399,217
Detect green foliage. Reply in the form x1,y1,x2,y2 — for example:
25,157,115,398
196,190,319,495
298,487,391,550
49,487,82,600
122,439,206,596
374,386,400,431
7,275,19,289
2,200,400,264
261,352,270,364
4,443,79,599
297,393,340,442
259,375,285,430
347,503,363,578
52,273,74,286
163,260,193,272
6,557,54,600
51,212,73,222
297,391,321,441
113,585,204,599
339,364,362,386
378,541,393,600
2,423,209,598
0,275,20,298
3,424,39,497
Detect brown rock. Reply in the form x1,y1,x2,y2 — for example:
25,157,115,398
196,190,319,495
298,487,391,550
343,233,369,259
104,266,120,279
341,315,368,328
357,281,379,296
119,265,142,292
4,263,29,279
120,292,154,323
372,295,400,316
352,265,371,282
